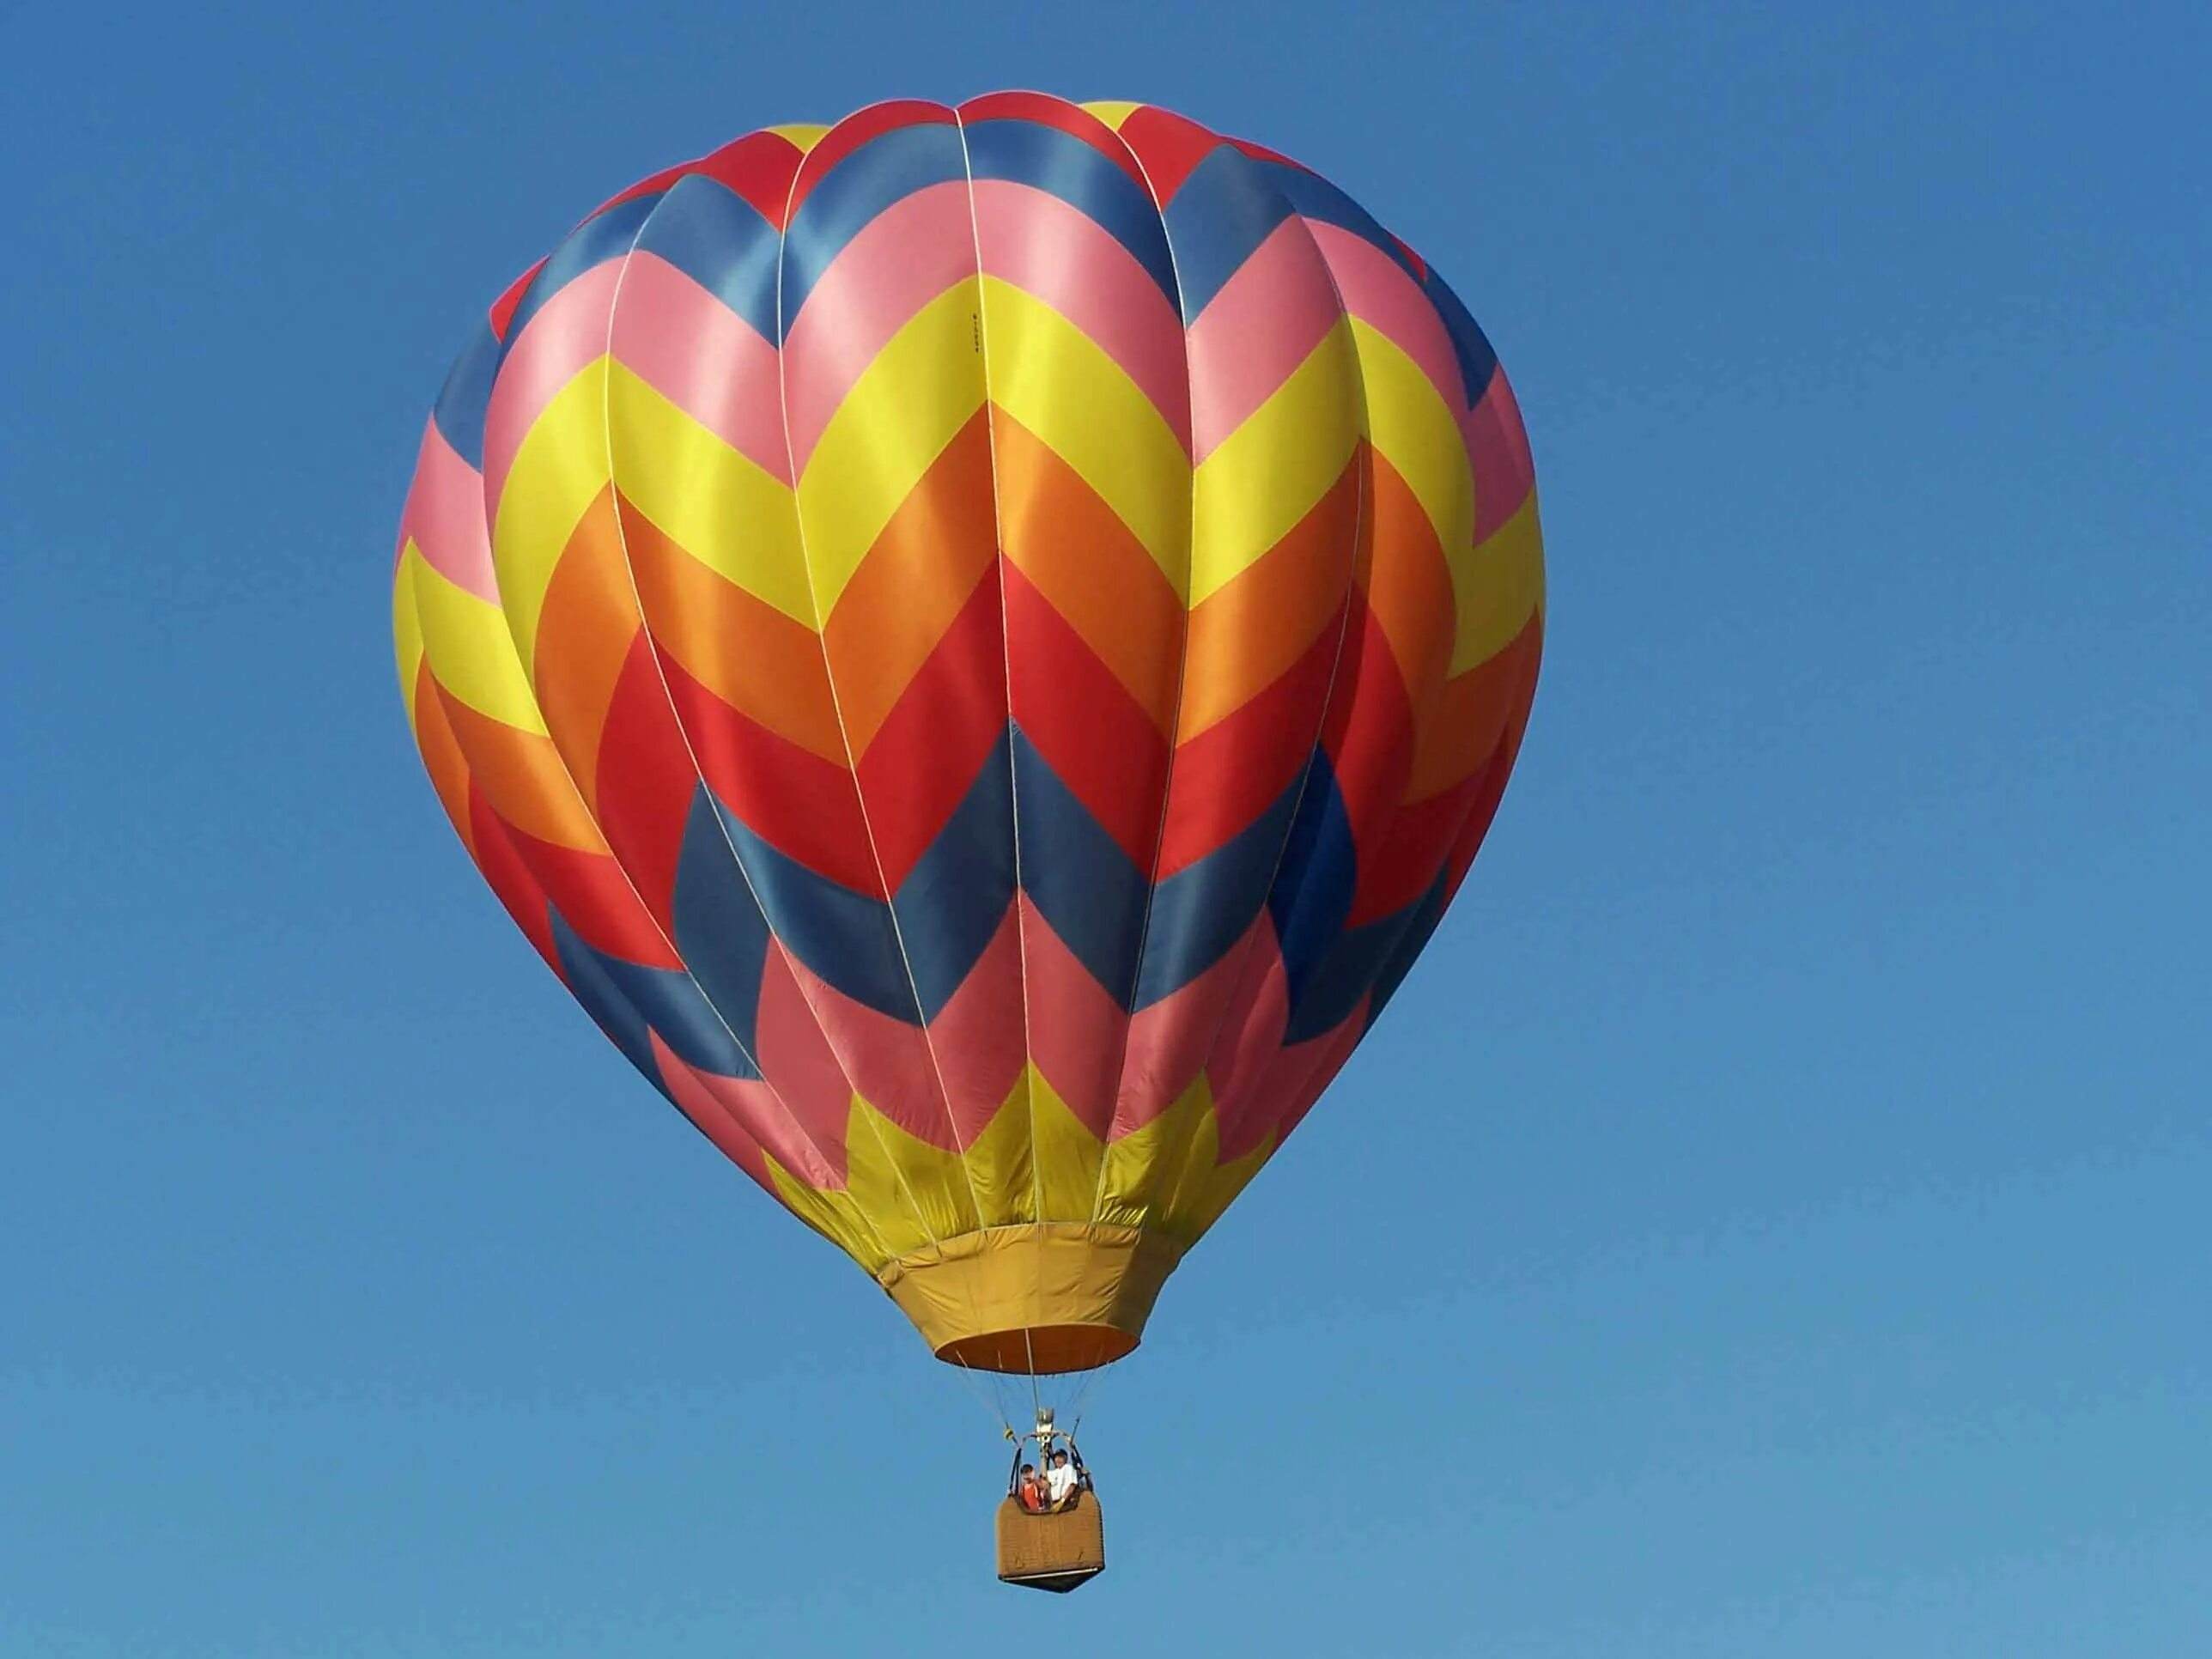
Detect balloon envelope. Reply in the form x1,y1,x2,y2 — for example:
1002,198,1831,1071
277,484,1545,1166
392,93,1544,1374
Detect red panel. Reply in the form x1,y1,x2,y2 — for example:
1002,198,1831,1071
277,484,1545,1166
854,573,1009,893
1442,629,1543,896
1005,558,1170,868
586,161,692,221
659,651,884,898
1227,136,1310,173
464,783,560,970
1346,767,1481,930
489,258,547,342
691,130,812,228
1114,104,1223,205
1318,596,1418,876
592,635,705,933
496,811,681,969
1157,609,1345,878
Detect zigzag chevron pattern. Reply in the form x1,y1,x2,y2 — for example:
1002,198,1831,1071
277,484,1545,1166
393,92,1544,1283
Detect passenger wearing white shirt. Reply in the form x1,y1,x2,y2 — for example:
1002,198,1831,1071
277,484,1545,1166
1044,1450,1079,1510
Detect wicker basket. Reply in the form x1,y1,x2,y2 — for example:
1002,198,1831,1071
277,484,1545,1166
995,1494,1107,1593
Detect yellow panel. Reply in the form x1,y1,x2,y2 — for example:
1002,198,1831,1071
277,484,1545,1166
489,359,613,672
407,550,550,735
392,549,428,726
981,276,1192,601
769,1067,1135,1270
796,283,985,616
1154,1115,1273,1245
763,1157,891,1274
765,123,830,151
958,1074,1039,1231
1079,100,1141,131
1026,1066,1109,1223
841,1093,981,1257
605,362,816,627
1349,318,1475,566
1189,319,1362,606
1448,491,1547,678
1094,1075,1214,1231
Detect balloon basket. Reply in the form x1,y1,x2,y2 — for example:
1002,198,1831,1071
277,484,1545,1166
995,1494,1106,1593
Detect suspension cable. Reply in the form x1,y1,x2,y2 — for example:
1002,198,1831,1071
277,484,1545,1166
1022,1323,1041,1425
1066,1349,1123,1443
948,1345,1015,1440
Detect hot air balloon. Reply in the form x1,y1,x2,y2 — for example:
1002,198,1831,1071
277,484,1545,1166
392,92,1543,1589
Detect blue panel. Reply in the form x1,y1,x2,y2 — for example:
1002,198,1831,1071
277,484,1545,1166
780,125,970,332
549,908,658,1079
669,787,775,1056
1282,908,1421,1045
961,119,1182,307
1265,751,1359,1012
1161,143,1291,322
430,318,501,471
629,173,783,343
1363,867,1452,1030
497,192,662,356
1422,267,1500,411
1012,726,1150,1006
1253,161,1424,287
705,796,923,1024
890,728,1018,1021
550,907,762,1080
1133,767,1308,1011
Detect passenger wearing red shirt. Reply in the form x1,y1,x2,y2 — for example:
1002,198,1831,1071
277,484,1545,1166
1016,1463,1048,1513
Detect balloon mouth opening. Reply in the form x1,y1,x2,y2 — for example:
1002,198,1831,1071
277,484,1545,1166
876,1222,1183,1377
937,1324,1140,1376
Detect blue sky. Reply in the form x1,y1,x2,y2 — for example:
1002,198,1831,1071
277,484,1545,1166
3,2,2206,1654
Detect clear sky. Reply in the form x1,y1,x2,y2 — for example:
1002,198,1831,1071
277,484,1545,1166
3,3,2205,1655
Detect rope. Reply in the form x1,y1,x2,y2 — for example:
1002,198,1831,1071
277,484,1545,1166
1023,1323,1041,1426
946,1342,1016,1438
1066,1347,1126,1443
